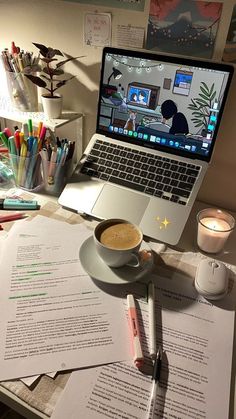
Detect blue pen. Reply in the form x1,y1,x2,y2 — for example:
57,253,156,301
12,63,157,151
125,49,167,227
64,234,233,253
54,144,68,182
25,138,39,189
27,136,34,154
56,147,62,163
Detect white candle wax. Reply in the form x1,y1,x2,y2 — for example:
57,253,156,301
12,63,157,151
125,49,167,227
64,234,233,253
197,217,231,253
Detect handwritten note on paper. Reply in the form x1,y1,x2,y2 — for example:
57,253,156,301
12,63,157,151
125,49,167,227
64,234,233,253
116,24,144,49
84,13,111,47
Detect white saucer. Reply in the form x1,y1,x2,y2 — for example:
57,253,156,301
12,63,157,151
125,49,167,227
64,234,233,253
79,236,154,285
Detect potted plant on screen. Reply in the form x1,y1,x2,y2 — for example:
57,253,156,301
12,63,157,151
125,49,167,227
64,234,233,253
187,82,217,135
25,43,84,119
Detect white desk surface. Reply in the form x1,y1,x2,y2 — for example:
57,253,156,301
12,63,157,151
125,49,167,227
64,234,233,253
0,191,235,419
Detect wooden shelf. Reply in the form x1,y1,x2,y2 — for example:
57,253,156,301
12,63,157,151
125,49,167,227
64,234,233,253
0,96,83,130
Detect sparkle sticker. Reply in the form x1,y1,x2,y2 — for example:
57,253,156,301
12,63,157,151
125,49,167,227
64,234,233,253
156,216,171,229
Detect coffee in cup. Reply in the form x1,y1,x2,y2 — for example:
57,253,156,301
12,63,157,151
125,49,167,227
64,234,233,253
94,219,143,268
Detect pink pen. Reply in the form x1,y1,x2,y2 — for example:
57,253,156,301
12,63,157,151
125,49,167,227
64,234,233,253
127,294,144,368
38,126,47,151
39,126,47,142
0,212,28,223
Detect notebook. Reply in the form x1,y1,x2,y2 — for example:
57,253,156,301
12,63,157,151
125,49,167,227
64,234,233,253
58,47,233,245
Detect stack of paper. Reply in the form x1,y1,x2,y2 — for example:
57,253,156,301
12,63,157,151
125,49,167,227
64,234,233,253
0,215,235,419
0,216,131,382
51,269,236,419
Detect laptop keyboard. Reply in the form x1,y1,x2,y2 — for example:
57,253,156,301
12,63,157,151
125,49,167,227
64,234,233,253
80,140,201,206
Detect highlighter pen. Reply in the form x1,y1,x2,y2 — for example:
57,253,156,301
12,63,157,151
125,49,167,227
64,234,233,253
28,119,33,137
0,131,9,148
3,127,12,139
127,294,144,368
0,198,40,210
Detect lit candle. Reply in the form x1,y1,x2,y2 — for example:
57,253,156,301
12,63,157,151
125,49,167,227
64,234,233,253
197,216,231,253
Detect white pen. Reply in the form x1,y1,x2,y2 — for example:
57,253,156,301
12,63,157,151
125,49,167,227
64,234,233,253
127,294,144,368
146,347,162,419
148,281,156,360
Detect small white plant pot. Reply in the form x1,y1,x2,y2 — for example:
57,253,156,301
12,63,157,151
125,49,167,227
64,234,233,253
41,94,62,119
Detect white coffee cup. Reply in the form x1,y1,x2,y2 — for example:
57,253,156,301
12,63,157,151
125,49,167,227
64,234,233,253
94,218,143,268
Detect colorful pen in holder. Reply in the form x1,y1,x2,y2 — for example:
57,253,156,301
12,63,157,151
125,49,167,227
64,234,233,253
4,120,46,191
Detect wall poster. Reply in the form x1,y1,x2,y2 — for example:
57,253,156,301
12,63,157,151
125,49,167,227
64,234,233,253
146,0,222,59
222,5,236,63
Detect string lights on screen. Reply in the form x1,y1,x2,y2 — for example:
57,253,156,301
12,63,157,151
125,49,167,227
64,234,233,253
106,54,164,74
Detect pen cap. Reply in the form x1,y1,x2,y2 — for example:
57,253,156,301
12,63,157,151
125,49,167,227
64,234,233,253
152,348,162,381
3,127,12,138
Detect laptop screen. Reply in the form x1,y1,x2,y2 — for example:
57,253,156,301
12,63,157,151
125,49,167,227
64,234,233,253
96,47,233,162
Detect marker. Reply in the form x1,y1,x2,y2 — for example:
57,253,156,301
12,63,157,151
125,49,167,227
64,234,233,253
19,131,25,145
8,136,17,155
146,347,162,419
0,198,40,210
39,125,47,142
127,294,144,368
17,141,27,185
0,213,28,223
148,282,156,360
0,131,9,148
3,127,12,138
38,125,47,151
28,119,33,137
25,138,39,189
37,121,43,138
11,41,18,55
14,131,21,155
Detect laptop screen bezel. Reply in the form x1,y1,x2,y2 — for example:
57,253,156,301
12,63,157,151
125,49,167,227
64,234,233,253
96,47,234,163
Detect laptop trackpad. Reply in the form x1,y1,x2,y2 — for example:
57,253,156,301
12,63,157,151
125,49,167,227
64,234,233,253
92,185,150,224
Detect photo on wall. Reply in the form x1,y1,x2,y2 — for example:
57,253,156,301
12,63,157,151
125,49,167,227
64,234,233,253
146,0,222,59
222,5,236,63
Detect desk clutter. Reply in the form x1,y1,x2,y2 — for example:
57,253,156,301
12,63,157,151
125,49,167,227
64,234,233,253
0,206,235,418
0,119,75,194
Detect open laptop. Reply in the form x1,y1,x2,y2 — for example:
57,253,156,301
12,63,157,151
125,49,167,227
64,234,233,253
59,47,233,245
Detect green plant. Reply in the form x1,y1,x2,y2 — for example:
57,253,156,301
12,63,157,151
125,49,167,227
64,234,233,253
188,82,217,132
25,43,84,97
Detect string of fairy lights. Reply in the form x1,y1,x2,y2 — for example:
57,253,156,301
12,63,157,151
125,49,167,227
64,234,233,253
106,53,164,73
148,17,218,48
106,53,192,75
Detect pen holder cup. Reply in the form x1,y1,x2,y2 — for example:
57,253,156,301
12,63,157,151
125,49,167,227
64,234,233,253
5,71,38,112
9,153,43,192
41,156,73,195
